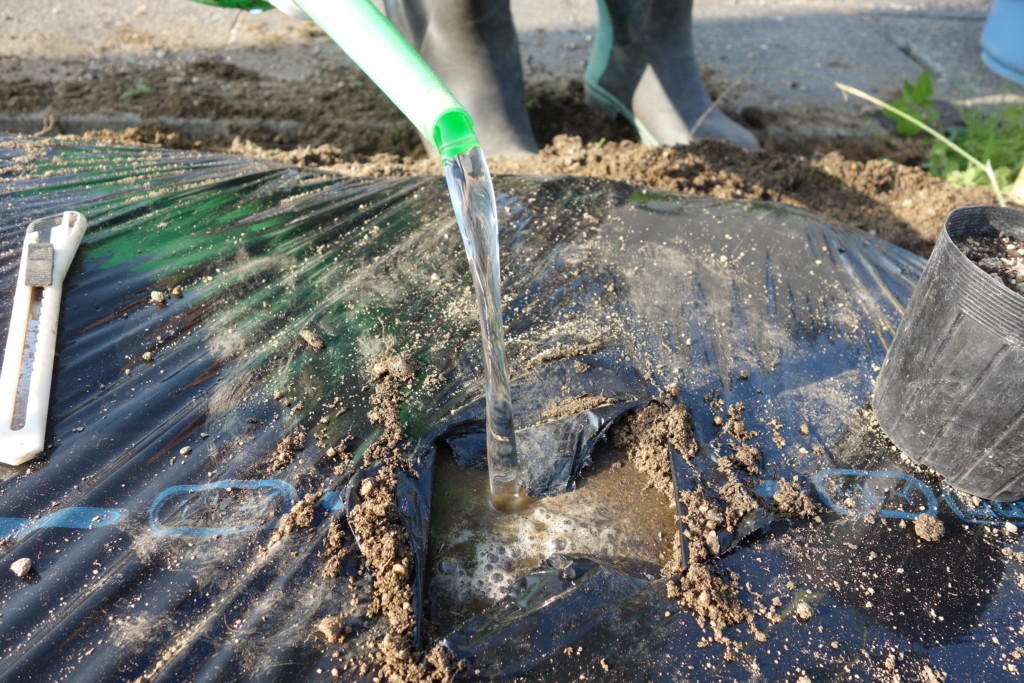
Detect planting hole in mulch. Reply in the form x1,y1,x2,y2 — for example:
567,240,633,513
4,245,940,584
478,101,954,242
427,442,678,638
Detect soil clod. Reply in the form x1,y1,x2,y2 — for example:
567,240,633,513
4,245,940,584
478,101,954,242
772,478,821,520
269,429,307,470
10,557,32,578
914,513,945,542
299,329,325,351
318,615,344,643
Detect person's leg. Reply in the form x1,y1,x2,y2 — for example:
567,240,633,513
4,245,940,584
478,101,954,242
585,0,758,148
384,0,538,157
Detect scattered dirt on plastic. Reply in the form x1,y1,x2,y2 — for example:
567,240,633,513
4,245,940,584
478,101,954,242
772,478,821,521
524,340,603,371
363,354,419,463
666,563,754,646
870,656,950,683
324,437,355,475
540,393,616,421
609,399,838,657
718,403,761,476
347,466,417,669
609,401,761,652
268,428,307,470
267,492,318,545
717,479,760,536
349,512,461,683
321,517,350,580
340,353,462,682
670,487,758,653
954,231,1024,295
677,483,757,566
914,513,946,542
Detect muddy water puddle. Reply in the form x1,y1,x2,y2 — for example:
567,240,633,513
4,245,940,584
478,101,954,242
427,443,678,635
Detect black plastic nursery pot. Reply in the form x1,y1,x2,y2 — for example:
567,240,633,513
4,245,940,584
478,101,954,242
874,206,1024,501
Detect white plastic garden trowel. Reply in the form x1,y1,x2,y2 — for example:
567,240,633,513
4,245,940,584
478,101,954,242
0,211,87,466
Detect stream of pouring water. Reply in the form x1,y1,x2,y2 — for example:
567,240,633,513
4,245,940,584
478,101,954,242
443,147,529,512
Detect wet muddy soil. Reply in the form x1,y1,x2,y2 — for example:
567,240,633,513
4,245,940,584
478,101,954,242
427,442,678,638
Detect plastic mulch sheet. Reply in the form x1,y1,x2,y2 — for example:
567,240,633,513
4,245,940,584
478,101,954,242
1,136,1023,681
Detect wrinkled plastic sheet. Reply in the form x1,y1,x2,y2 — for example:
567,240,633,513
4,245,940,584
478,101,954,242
1,137,1023,681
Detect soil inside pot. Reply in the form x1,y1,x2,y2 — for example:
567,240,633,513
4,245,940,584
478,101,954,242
953,232,1024,295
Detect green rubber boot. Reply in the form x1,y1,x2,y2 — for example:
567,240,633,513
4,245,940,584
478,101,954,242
585,0,758,149
384,0,538,158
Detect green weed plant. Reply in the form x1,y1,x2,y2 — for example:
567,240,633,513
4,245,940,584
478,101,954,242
930,105,1024,195
885,70,941,136
837,72,1024,206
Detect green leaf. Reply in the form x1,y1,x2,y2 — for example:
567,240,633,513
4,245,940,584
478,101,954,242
901,80,913,101
887,99,924,136
909,71,933,104
119,84,152,100
884,72,940,136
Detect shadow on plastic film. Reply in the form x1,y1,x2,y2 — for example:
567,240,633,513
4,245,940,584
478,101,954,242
776,407,1010,650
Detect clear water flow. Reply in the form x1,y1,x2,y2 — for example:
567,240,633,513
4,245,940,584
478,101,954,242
443,147,527,512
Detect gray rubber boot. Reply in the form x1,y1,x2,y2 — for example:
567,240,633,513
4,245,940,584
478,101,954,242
585,0,759,149
384,0,538,158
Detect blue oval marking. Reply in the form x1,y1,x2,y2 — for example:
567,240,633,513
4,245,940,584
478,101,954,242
0,507,124,540
149,479,298,537
944,486,1024,525
320,491,345,512
812,469,938,519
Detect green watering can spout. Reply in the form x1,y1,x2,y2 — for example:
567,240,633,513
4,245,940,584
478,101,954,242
273,0,481,162
187,0,480,160
432,110,478,161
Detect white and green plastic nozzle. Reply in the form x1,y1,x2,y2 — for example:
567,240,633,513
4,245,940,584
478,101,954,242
0,211,88,466
272,0,479,161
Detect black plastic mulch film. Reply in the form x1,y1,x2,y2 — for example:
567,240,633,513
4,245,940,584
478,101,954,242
0,137,1021,681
